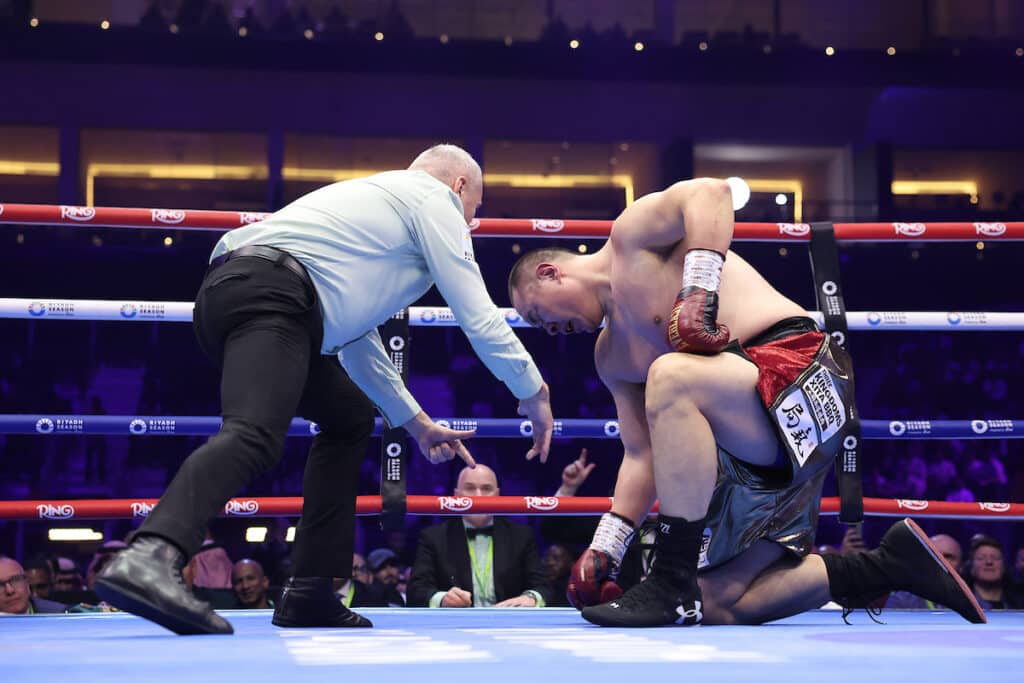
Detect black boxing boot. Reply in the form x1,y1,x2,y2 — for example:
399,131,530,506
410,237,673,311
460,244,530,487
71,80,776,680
95,535,234,635
822,517,985,624
582,514,705,627
272,577,373,628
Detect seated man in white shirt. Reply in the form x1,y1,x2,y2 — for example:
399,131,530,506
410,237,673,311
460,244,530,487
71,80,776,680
97,145,555,636
408,464,552,608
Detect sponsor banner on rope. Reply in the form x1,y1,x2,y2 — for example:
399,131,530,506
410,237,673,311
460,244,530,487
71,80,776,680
438,496,473,512
978,502,1011,513
524,496,559,511
892,222,926,238
128,418,177,435
531,219,564,233
777,223,810,237
238,212,270,225
417,308,456,325
866,312,909,326
970,419,1014,435
224,499,260,516
151,209,186,225
60,206,96,222
887,420,931,437
974,222,1006,237
35,417,83,434
27,300,75,318
945,312,989,326
119,302,168,319
37,503,75,519
131,501,155,518
896,499,929,511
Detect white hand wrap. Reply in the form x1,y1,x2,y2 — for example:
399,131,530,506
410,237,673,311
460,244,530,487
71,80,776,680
681,249,724,292
590,512,636,566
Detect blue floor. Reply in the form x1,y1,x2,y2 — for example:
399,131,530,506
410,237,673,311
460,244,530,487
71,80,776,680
3,608,1023,682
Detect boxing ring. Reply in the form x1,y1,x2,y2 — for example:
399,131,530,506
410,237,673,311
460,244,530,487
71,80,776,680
1,204,1023,679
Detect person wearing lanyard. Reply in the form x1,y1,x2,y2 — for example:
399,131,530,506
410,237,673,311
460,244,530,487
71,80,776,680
407,465,552,608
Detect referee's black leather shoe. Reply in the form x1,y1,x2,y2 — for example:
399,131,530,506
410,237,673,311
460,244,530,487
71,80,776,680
272,576,373,628
95,535,234,635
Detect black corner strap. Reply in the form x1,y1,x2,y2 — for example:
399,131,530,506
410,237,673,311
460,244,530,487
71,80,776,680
379,309,409,532
809,222,863,525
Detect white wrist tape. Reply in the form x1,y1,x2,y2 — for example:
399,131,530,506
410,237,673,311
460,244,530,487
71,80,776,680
682,249,724,292
590,512,636,566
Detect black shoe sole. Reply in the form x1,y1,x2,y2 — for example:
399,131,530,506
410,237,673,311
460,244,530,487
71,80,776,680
271,613,372,628
95,579,234,635
902,517,986,624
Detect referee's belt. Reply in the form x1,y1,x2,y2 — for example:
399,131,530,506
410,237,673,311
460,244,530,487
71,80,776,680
209,245,311,286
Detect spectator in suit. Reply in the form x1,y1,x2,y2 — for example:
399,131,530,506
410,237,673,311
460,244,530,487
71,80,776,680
407,464,551,607
0,556,68,614
334,553,402,608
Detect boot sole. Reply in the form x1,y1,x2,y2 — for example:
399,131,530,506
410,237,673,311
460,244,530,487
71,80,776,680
902,518,987,624
95,579,234,635
271,613,372,628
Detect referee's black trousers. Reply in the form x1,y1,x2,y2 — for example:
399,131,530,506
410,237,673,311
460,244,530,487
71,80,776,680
139,253,375,578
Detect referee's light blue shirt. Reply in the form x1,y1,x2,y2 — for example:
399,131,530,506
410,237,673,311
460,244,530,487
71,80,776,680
210,170,542,427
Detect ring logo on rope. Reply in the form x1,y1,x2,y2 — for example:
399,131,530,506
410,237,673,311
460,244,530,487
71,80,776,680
830,330,845,346
974,222,1006,237
867,312,882,326
438,496,473,512
224,499,260,516
896,499,929,511
531,219,565,233
120,303,138,319
777,223,810,237
978,502,1011,513
843,435,858,450
971,420,989,435
419,309,437,323
130,501,154,518
947,312,962,326
888,421,907,436
308,422,320,435
821,281,838,296
238,212,269,225
27,301,46,317
893,222,926,237
519,420,533,437
504,310,521,324
35,418,54,434
386,443,403,458
388,336,405,351
36,503,75,519
151,209,185,225
525,496,559,511
603,421,620,438
129,419,147,435
60,206,96,222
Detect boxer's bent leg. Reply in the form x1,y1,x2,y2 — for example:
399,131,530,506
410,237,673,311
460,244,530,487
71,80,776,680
700,542,830,624
644,352,778,520
291,356,376,578
141,314,312,556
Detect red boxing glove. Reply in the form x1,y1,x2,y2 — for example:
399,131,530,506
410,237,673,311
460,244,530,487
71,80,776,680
566,548,623,609
566,512,635,609
666,249,730,354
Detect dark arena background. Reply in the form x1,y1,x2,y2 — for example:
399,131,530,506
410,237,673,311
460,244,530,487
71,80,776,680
0,1,1022,680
